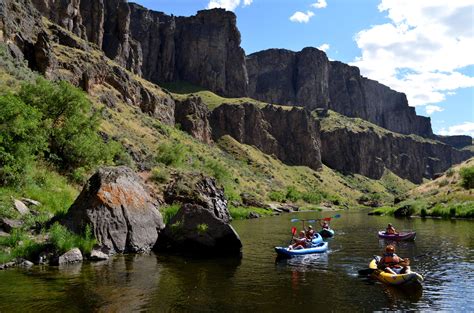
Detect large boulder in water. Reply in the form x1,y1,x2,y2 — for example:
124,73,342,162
158,174,242,256
62,166,164,254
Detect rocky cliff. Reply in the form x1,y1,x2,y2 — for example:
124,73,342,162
28,0,248,97
317,111,471,183
434,135,473,149
210,103,322,170
1,0,175,124
247,49,433,137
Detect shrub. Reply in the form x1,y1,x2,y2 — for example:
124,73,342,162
438,179,449,187
204,159,230,183
285,186,301,202
268,190,286,202
446,168,455,177
156,142,188,167
420,208,427,218
196,223,208,235
161,204,181,225
150,167,170,184
0,94,46,185
18,78,123,172
460,166,474,189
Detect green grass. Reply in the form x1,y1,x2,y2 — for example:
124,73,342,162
49,223,96,255
161,204,181,225
0,163,79,220
228,206,274,220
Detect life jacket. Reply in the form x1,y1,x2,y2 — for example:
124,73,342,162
386,227,396,234
381,253,401,267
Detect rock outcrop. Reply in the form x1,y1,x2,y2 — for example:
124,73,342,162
247,48,433,138
174,96,213,144
434,135,473,149
247,48,329,109
210,102,322,170
28,1,248,97
318,112,471,183
158,174,242,256
62,166,165,254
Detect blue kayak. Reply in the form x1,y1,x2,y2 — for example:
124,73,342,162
311,233,323,244
275,242,328,258
319,228,335,238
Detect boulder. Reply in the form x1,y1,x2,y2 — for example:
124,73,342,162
394,205,415,218
52,248,83,266
174,96,213,144
159,174,242,256
90,249,109,261
17,259,34,268
13,199,30,215
248,212,260,219
241,193,267,209
21,198,41,207
62,166,164,254
0,218,23,233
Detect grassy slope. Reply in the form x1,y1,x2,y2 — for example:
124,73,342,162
371,158,474,218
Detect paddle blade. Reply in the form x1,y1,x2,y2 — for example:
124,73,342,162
290,218,299,223
307,219,316,223
291,227,297,235
323,217,332,221
333,214,341,218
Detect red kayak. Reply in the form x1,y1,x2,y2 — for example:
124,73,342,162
378,231,416,241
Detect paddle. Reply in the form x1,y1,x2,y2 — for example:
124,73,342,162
288,226,297,245
290,214,341,223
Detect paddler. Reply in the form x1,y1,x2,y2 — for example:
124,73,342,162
378,245,411,274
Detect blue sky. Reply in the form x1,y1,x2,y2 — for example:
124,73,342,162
134,0,474,137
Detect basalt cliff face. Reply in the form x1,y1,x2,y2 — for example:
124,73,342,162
210,103,322,171
247,49,433,137
317,112,471,184
29,0,248,97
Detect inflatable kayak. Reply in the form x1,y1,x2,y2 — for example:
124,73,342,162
369,258,423,286
378,231,416,241
311,233,324,244
319,228,335,238
275,242,328,258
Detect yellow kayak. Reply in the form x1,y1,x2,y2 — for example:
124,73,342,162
369,259,423,286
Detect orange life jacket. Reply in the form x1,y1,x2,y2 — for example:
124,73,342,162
381,253,401,267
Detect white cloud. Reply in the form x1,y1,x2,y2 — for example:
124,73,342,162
425,105,444,115
290,11,315,23
311,0,327,9
317,43,330,52
207,0,252,11
351,0,474,107
438,122,474,137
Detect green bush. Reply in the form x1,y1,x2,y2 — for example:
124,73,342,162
19,78,122,171
156,142,188,167
268,190,286,202
460,166,474,189
204,159,230,183
196,223,208,235
0,94,46,185
150,167,170,184
420,208,427,218
161,204,181,225
438,179,449,187
285,186,301,202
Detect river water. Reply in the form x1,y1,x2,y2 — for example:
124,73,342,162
0,210,473,312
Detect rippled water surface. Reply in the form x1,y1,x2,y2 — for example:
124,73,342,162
0,210,473,312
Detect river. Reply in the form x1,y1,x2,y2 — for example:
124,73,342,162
0,209,473,312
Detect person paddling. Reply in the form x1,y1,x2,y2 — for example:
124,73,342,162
378,245,411,275
320,220,330,230
385,223,398,235
289,231,309,250
305,225,315,239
